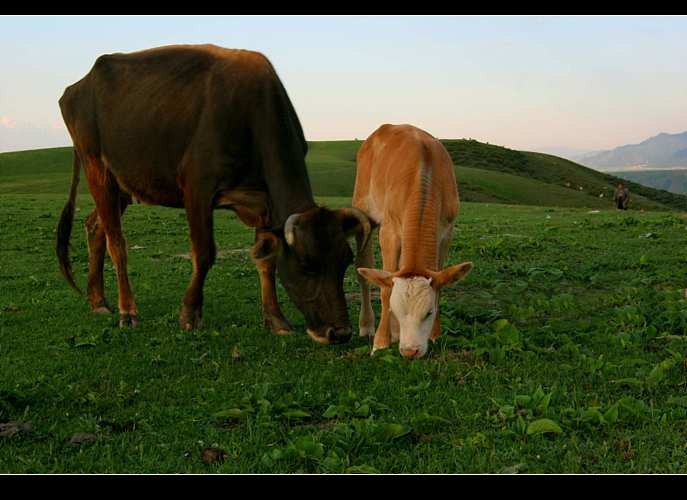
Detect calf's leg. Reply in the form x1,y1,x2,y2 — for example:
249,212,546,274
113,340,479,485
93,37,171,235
373,224,400,353
431,228,453,341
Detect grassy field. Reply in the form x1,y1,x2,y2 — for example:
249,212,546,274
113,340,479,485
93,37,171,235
1,146,687,473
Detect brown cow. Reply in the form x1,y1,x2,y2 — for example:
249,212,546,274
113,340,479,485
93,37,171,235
56,44,371,344
354,124,473,358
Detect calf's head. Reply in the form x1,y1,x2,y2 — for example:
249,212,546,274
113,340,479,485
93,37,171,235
358,262,473,358
253,207,371,345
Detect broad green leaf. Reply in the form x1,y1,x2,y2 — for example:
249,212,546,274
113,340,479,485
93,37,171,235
282,409,311,419
611,378,643,388
581,408,605,425
322,405,340,418
501,325,521,345
346,465,380,474
420,411,451,425
292,437,324,459
498,405,515,419
354,403,371,417
213,408,249,419
515,395,531,408
493,319,510,331
526,418,562,435
619,397,649,417
532,386,545,405
375,423,412,441
604,404,619,424
74,341,97,348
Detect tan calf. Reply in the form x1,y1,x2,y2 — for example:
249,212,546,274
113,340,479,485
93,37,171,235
353,124,473,358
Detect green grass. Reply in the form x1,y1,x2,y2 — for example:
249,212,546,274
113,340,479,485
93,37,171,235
1,145,687,473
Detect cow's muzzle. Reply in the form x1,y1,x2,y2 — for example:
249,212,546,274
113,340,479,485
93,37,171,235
307,326,352,345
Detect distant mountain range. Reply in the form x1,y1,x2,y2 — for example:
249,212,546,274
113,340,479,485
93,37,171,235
614,169,687,195
576,130,687,170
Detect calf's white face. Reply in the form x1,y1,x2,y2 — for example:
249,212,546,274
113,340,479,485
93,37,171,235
389,276,436,357
357,262,473,358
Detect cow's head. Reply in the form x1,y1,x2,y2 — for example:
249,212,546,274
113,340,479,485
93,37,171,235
252,207,371,345
357,262,473,358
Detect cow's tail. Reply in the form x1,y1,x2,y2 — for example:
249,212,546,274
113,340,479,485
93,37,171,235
56,148,83,295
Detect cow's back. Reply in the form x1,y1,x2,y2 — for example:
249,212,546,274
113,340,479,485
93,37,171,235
354,124,458,226
59,45,298,208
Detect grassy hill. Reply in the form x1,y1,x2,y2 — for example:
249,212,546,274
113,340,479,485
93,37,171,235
2,141,687,211
305,139,687,211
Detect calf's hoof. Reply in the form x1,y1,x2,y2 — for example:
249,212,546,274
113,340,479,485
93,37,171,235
119,313,139,328
371,342,390,356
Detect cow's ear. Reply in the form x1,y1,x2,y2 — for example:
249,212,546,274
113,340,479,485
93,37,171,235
252,231,282,261
357,268,394,289
429,262,473,290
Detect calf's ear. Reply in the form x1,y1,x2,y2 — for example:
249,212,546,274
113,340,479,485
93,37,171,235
429,262,473,290
357,268,394,288
252,231,282,261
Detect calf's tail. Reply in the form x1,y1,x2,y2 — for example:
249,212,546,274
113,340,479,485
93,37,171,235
56,148,83,295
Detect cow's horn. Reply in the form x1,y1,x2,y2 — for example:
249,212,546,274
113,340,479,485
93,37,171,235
284,213,302,247
337,207,372,257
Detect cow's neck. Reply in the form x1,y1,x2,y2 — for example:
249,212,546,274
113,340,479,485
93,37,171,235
255,83,318,227
263,155,317,227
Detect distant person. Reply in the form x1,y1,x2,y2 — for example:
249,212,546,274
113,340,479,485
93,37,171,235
614,182,630,210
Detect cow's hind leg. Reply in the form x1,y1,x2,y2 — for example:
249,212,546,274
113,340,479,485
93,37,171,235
85,209,111,313
180,194,216,330
83,156,138,327
84,197,130,314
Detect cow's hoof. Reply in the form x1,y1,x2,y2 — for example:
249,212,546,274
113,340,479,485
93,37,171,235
179,307,202,331
119,313,139,328
358,325,375,337
264,314,293,335
91,299,113,314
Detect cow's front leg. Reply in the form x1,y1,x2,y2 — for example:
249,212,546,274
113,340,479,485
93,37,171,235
355,227,376,337
253,235,292,335
180,195,215,330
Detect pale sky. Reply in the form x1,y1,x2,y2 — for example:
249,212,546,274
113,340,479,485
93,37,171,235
1,15,686,154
